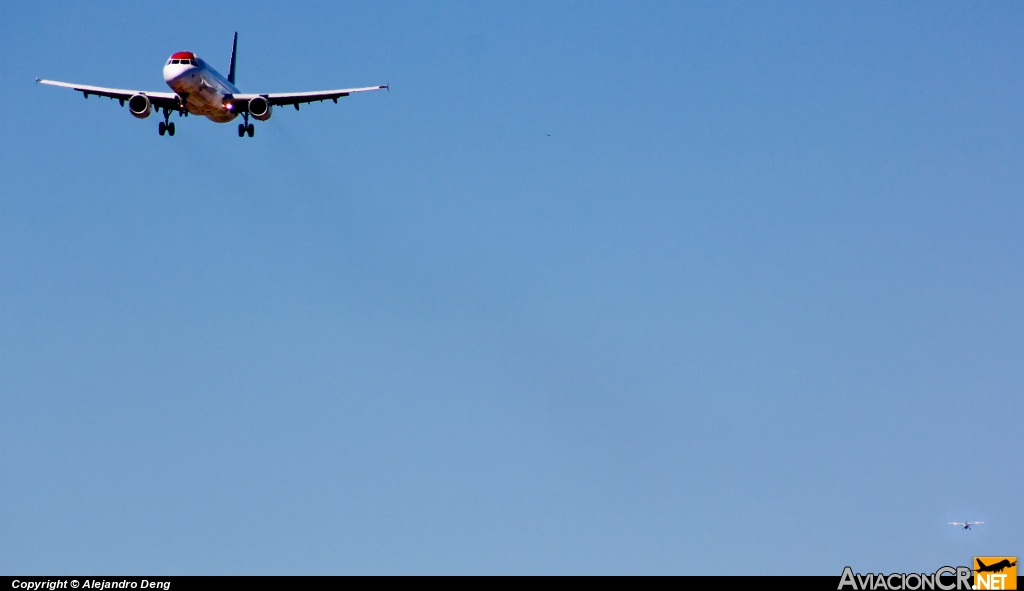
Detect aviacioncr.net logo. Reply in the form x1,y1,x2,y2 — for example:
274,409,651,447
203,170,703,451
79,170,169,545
838,566,973,590
974,557,1017,591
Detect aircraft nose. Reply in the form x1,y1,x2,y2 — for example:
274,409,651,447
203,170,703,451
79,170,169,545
162,67,185,85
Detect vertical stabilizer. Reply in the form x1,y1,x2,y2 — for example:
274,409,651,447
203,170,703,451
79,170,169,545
228,32,238,85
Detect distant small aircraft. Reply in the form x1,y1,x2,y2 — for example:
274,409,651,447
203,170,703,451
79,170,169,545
37,32,387,137
949,521,983,530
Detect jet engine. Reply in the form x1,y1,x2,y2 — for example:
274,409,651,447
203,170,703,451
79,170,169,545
128,94,152,119
248,96,272,121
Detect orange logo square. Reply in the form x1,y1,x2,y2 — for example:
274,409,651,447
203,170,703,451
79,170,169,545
974,557,1017,590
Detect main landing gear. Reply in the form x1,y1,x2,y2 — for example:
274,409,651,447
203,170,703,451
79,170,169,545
238,112,254,137
157,108,177,136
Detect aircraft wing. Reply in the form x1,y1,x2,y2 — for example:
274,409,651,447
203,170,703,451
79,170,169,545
233,85,388,108
37,79,181,109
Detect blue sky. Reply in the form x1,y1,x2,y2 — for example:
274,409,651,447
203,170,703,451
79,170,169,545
1,0,1022,574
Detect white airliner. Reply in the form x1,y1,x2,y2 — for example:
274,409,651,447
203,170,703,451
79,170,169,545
949,521,983,530
37,33,387,137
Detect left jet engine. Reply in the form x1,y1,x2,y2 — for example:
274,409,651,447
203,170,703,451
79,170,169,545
248,96,272,121
128,94,152,119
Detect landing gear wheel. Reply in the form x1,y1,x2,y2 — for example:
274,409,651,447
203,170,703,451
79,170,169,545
238,123,246,137
247,124,255,137
158,122,166,136
167,122,175,136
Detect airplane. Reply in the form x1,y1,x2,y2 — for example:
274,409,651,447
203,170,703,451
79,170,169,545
976,558,1016,573
948,521,984,530
37,33,387,137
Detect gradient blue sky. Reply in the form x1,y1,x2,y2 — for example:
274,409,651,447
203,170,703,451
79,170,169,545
1,0,1022,575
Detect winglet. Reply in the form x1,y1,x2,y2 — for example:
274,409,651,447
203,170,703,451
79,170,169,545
227,32,238,85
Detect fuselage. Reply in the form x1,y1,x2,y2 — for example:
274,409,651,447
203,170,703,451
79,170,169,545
162,52,239,123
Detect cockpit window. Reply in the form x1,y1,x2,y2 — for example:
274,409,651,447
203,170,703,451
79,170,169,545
168,55,198,66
